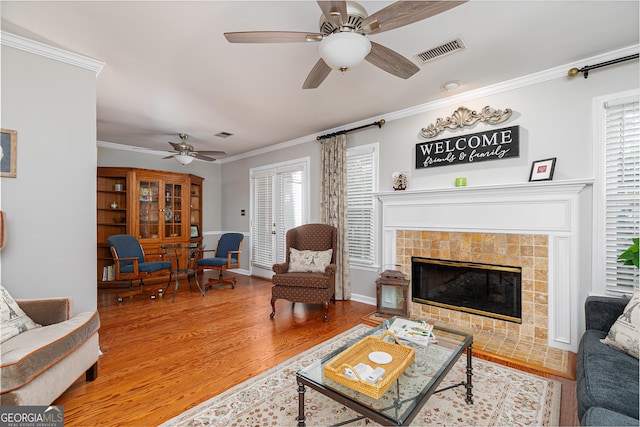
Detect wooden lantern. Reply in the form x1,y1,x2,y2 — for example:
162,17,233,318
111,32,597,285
375,269,410,317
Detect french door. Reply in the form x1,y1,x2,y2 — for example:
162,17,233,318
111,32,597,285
250,158,309,278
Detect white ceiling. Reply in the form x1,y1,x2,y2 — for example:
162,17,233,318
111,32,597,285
1,1,638,159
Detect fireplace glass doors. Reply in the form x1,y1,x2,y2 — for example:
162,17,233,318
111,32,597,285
411,257,522,323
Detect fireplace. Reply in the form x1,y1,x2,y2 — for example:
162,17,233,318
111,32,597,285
411,256,522,323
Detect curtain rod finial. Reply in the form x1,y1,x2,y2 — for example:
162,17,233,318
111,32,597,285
567,67,580,78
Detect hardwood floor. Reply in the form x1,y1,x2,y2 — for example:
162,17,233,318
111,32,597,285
55,273,578,426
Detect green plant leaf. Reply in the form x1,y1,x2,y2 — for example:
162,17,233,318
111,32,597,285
618,237,640,269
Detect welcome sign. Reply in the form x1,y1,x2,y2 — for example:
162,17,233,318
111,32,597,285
416,125,519,169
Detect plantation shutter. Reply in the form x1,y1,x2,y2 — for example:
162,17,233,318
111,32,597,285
251,171,274,270
276,166,304,262
604,96,640,295
347,145,375,264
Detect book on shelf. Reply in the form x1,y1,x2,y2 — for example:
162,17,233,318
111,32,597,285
102,265,115,281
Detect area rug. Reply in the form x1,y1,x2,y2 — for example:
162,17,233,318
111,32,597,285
162,325,561,426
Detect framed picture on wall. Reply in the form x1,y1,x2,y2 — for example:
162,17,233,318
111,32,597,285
1,129,17,178
529,158,556,182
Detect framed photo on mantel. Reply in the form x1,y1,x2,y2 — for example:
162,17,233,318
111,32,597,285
529,157,556,182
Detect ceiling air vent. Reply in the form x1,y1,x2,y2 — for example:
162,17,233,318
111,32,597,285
414,37,466,64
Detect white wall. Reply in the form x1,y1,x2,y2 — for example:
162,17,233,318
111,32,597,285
0,41,101,313
220,54,639,301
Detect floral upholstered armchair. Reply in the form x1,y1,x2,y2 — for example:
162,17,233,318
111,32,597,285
270,224,337,322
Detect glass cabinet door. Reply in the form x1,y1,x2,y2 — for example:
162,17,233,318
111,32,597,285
164,182,183,239
139,180,160,240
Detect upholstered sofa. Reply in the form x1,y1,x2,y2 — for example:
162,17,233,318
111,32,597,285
0,297,100,405
576,295,639,426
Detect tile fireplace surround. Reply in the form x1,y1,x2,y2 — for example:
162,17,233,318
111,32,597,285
376,180,593,377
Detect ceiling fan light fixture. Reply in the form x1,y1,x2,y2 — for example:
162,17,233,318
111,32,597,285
175,153,194,165
318,31,371,71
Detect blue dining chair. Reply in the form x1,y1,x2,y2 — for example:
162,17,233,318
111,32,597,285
107,234,172,301
197,233,244,289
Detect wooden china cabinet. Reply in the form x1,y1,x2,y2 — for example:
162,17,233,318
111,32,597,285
97,167,204,286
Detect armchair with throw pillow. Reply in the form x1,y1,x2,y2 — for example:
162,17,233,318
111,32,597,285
270,223,337,322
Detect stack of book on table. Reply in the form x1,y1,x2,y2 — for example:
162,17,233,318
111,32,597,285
386,318,437,345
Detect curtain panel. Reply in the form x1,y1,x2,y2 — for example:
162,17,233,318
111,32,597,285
320,134,351,300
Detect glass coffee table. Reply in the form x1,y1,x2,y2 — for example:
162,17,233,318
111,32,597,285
296,319,473,426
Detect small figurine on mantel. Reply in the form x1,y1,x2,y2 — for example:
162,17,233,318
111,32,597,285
392,172,408,191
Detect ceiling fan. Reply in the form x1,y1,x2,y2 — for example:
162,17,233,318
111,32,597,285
224,1,467,89
163,133,226,165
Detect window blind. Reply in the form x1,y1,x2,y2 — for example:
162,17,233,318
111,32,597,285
347,145,376,264
251,161,307,271
604,98,640,295
251,172,274,270
276,168,304,261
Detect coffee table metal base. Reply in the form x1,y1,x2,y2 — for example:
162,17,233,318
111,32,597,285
296,344,473,427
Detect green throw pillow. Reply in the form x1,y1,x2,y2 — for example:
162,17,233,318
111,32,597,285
1,285,41,344
601,288,639,359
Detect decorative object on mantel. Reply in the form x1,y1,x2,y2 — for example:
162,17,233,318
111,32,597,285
1,129,17,178
529,158,557,181
568,53,639,79
392,172,408,191
420,106,512,139
416,125,519,169
455,177,467,187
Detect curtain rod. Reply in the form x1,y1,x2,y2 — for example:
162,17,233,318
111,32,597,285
316,119,385,140
568,53,639,79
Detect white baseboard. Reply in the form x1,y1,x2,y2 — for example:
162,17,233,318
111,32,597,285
228,268,251,276
350,293,376,306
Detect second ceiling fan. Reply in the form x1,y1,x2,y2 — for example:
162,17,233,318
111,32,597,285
164,133,226,164
224,1,466,89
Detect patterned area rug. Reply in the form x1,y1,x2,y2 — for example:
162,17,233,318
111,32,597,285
162,325,561,426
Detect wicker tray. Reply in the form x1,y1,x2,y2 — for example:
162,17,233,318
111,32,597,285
324,332,415,399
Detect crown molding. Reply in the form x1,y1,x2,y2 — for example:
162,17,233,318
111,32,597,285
1,31,104,74
383,44,639,123
97,140,165,156
97,140,221,164
97,44,639,161
222,44,639,162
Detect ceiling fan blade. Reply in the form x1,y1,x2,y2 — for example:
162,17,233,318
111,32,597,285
163,154,176,159
168,141,184,151
194,153,216,162
196,150,227,157
366,42,419,79
224,31,323,43
317,1,348,27
362,1,467,35
302,59,332,89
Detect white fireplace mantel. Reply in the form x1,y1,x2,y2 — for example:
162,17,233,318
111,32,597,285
375,179,593,352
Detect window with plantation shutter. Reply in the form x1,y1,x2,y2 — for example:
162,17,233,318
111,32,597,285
276,166,304,261
250,159,308,277
347,144,378,265
594,92,639,296
251,171,274,271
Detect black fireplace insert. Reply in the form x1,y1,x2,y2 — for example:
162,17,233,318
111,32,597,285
411,257,522,323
